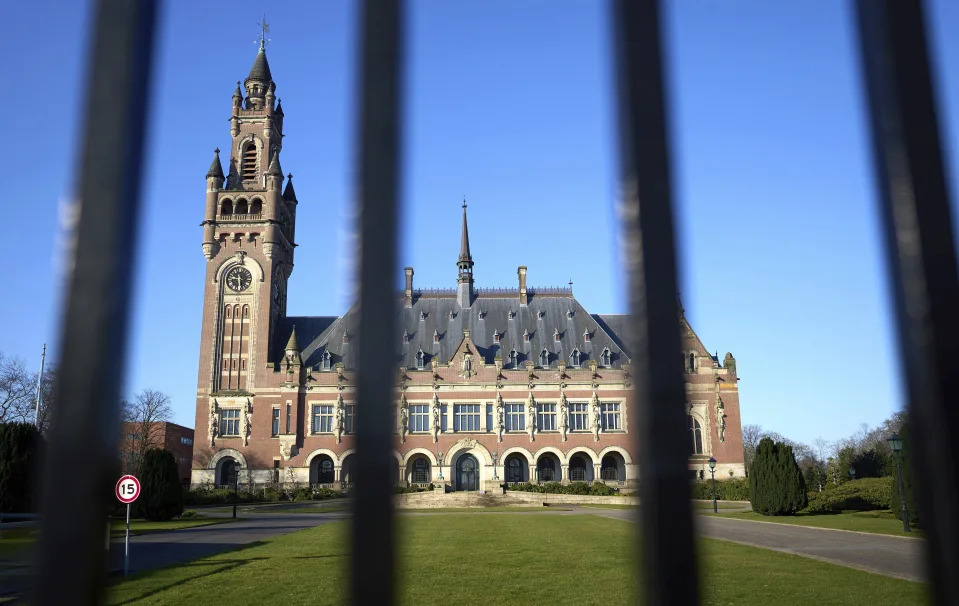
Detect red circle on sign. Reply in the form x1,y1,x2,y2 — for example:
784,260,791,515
116,475,141,504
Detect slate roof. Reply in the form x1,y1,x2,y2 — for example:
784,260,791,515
247,48,272,83
276,290,630,371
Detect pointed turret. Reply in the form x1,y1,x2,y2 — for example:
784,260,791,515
244,42,274,110
248,43,273,83
283,173,297,202
232,81,243,108
275,98,284,116
266,150,283,177
285,326,300,352
456,199,474,307
206,147,225,182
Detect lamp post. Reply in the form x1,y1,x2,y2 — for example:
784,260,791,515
848,466,856,481
492,450,499,481
708,457,717,514
437,451,445,481
232,461,240,519
887,433,911,533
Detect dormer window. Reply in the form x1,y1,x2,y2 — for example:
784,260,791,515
322,350,332,370
420,311,427,321
553,329,560,342
416,349,425,369
570,349,581,367
493,330,500,343
342,333,350,345
241,143,257,180
567,309,574,319
508,310,515,320
509,349,518,368
538,310,545,319
449,310,455,320
433,330,440,344
601,348,611,367
479,310,486,319
403,331,410,343
539,349,549,367
523,330,530,343
584,329,591,342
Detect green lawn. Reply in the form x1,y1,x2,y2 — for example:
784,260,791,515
107,514,926,606
0,527,37,556
712,510,922,538
579,502,746,511
109,517,230,537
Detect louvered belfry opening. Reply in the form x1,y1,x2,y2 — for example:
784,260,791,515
241,143,257,180
27,1,959,605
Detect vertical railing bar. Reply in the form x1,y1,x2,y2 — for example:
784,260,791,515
854,1,959,603
611,1,699,605
33,0,159,604
350,0,403,604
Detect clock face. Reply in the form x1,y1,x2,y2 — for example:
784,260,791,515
226,266,252,292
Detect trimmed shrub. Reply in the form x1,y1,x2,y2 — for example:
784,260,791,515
134,448,184,521
394,484,432,494
690,478,750,501
749,437,808,515
804,477,892,513
0,422,41,513
506,482,620,496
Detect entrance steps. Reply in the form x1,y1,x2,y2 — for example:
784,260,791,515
394,490,540,509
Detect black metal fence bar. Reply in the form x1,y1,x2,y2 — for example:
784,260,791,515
33,0,159,604
854,1,959,603
612,1,699,605
350,0,404,604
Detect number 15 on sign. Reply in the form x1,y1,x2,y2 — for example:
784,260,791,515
115,475,140,576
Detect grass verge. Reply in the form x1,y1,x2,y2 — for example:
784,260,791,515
712,510,922,537
107,514,926,605
109,517,230,537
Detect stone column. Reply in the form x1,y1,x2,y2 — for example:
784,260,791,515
561,464,569,485
593,463,602,483
528,464,537,484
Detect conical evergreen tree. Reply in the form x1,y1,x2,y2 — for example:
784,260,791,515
749,437,807,515
134,448,184,521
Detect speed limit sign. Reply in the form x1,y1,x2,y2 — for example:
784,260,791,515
116,475,141,504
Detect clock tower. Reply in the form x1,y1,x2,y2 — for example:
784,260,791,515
195,38,298,401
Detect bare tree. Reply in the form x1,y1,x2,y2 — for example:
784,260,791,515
121,389,173,473
0,352,56,432
741,423,763,472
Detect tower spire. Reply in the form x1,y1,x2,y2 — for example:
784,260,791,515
456,198,474,307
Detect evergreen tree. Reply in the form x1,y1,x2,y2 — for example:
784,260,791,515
749,436,807,515
0,422,41,513
134,448,183,521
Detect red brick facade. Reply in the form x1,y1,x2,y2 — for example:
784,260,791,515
191,46,745,491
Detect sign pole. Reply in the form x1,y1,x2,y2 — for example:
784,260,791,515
125,502,131,576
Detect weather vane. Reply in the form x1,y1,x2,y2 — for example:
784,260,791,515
256,15,271,49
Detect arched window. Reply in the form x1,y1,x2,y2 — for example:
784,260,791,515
506,456,524,482
689,415,704,454
601,455,619,481
241,143,257,180
569,456,587,481
688,353,696,373
539,349,549,367
220,199,233,216
224,305,232,319
250,199,263,215
412,458,430,484
537,457,556,482
234,198,248,215
570,349,581,367
315,457,334,484
416,349,425,369
601,348,611,367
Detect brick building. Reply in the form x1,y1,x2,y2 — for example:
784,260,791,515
190,43,745,490
120,421,195,485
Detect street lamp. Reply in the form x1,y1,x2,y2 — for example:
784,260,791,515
887,433,911,532
708,457,718,514
232,461,241,519
848,466,856,481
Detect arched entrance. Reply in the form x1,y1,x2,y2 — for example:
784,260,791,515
217,456,239,487
601,453,626,483
504,454,528,483
455,454,479,491
536,452,561,483
310,455,335,486
568,454,594,482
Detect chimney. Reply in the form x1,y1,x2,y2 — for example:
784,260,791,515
518,266,528,306
404,267,414,307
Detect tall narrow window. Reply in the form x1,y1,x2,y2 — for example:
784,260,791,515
509,349,518,368
486,404,493,431
241,143,257,179
286,403,291,434
416,349,425,369
570,349,581,367
539,349,549,367
554,329,560,342
441,405,448,432
345,404,355,434
493,330,500,343
601,348,611,367
689,415,703,454
322,350,332,370
271,408,280,436
688,353,696,373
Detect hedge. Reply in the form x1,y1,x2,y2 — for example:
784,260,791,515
690,478,749,501
184,485,347,506
0,422,40,513
804,477,892,513
507,482,619,496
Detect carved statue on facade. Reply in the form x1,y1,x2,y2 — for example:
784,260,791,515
431,393,441,443
716,396,726,442
399,400,409,443
333,394,344,444
590,391,601,442
462,352,474,378
243,399,253,446
209,399,219,447
495,392,505,442
526,392,536,443
559,393,569,442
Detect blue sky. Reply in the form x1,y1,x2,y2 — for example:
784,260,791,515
4,1,958,447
